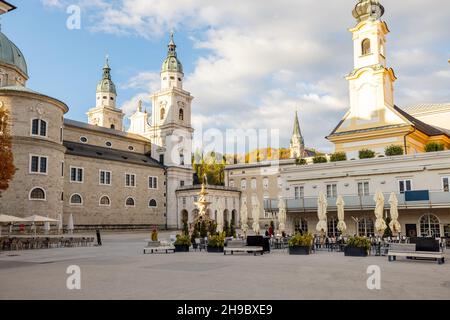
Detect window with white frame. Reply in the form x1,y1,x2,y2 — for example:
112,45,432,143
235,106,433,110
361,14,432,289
99,170,112,185
326,184,338,198
251,178,257,190
241,179,247,190
125,197,135,207
70,193,83,205
31,119,47,137
263,178,269,190
70,167,84,183
229,180,235,188
442,177,449,192
29,155,48,174
99,195,111,206
125,173,136,187
294,186,304,199
277,176,282,189
148,176,158,189
357,181,370,196
29,187,46,200
398,179,412,194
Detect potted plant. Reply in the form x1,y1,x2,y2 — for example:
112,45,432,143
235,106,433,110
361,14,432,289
174,234,191,252
344,236,371,257
207,233,225,253
288,233,313,255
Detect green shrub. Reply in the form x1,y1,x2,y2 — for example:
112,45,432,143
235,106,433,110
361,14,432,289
190,223,200,244
425,142,445,152
174,234,191,246
346,236,371,252
200,220,208,238
359,149,375,159
385,145,404,156
208,221,217,235
229,218,236,238
182,218,189,236
208,233,225,248
330,152,347,162
295,158,307,165
288,233,313,247
312,155,328,164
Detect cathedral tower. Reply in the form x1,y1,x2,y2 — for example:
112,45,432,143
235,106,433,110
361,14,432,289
290,111,305,158
87,57,124,131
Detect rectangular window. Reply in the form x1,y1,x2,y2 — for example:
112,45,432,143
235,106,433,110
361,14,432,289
443,177,449,192
294,186,304,199
241,179,247,190
148,176,158,189
251,178,257,190
30,155,47,174
61,161,64,177
357,181,370,196
159,154,164,165
326,184,337,198
31,119,47,137
70,167,84,183
180,180,185,187
31,119,39,135
398,179,412,194
263,178,269,190
100,170,111,185
125,173,136,187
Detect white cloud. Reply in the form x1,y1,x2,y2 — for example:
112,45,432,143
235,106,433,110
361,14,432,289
44,0,450,152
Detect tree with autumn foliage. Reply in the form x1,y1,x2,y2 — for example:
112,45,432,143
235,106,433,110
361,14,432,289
0,108,16,194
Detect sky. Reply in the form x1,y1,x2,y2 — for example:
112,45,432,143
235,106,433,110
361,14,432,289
3,0,450,152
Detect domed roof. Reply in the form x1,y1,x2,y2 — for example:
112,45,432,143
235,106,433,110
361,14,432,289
352,0,384,22
96,57,116,94
0,31,28,76
161,32,183,74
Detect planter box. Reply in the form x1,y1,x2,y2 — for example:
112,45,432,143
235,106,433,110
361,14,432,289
174,244,190,252
289,246,312,255
207,246,224,253
344,246,368,257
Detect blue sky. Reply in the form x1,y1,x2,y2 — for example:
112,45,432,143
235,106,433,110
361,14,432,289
4,0,450,152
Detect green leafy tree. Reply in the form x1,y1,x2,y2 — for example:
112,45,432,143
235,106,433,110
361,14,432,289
312,155,328,164
385,145,404,156
359,149,376,159
425,142,445,152
223,220,229,237
182,218,189,236
200,220,208,238
229,218,236,238
295,157,307,165
330,152,347,162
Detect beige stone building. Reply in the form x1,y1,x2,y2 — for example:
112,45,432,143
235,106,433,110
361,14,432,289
0,4,194,230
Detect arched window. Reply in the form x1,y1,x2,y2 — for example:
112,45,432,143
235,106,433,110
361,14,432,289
420,214,441,237
179,108,184,121
110,124,115,130
70,194,83,205
327,217,340,237
29,187,46,200
160,108,165,120
31,119,47,137
362,38,371,55
149,199,157,207
99,195,111,206
125,197,135,207
358,217,374,237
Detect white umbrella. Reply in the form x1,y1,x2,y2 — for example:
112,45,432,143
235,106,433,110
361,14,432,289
251,195,261,235
67,214,74,234
374,190,387,235
57,214,63,234
44,215,51,235
240,198,248,234
316,192,328,234
23,215,58,223
278,197,287,234
0,215,27,237
388,192,401,234
336,196,347,233
216,198,224,233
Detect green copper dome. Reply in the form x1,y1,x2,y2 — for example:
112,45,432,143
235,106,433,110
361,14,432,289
0,31,28,77
96,57,116,94
161,33,183,74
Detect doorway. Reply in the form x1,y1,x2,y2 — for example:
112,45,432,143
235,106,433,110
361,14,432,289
405,224,417,237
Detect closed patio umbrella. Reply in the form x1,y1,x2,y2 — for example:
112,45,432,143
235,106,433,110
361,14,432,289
278,197,287,235
316,192,328,234
67,214,74,234
336,196,347,233
374,190,387,235
240,198,248,234
57,214,63,234
388,192,401,234
251,195,261,235
44,215,51,235
216,198,224,233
